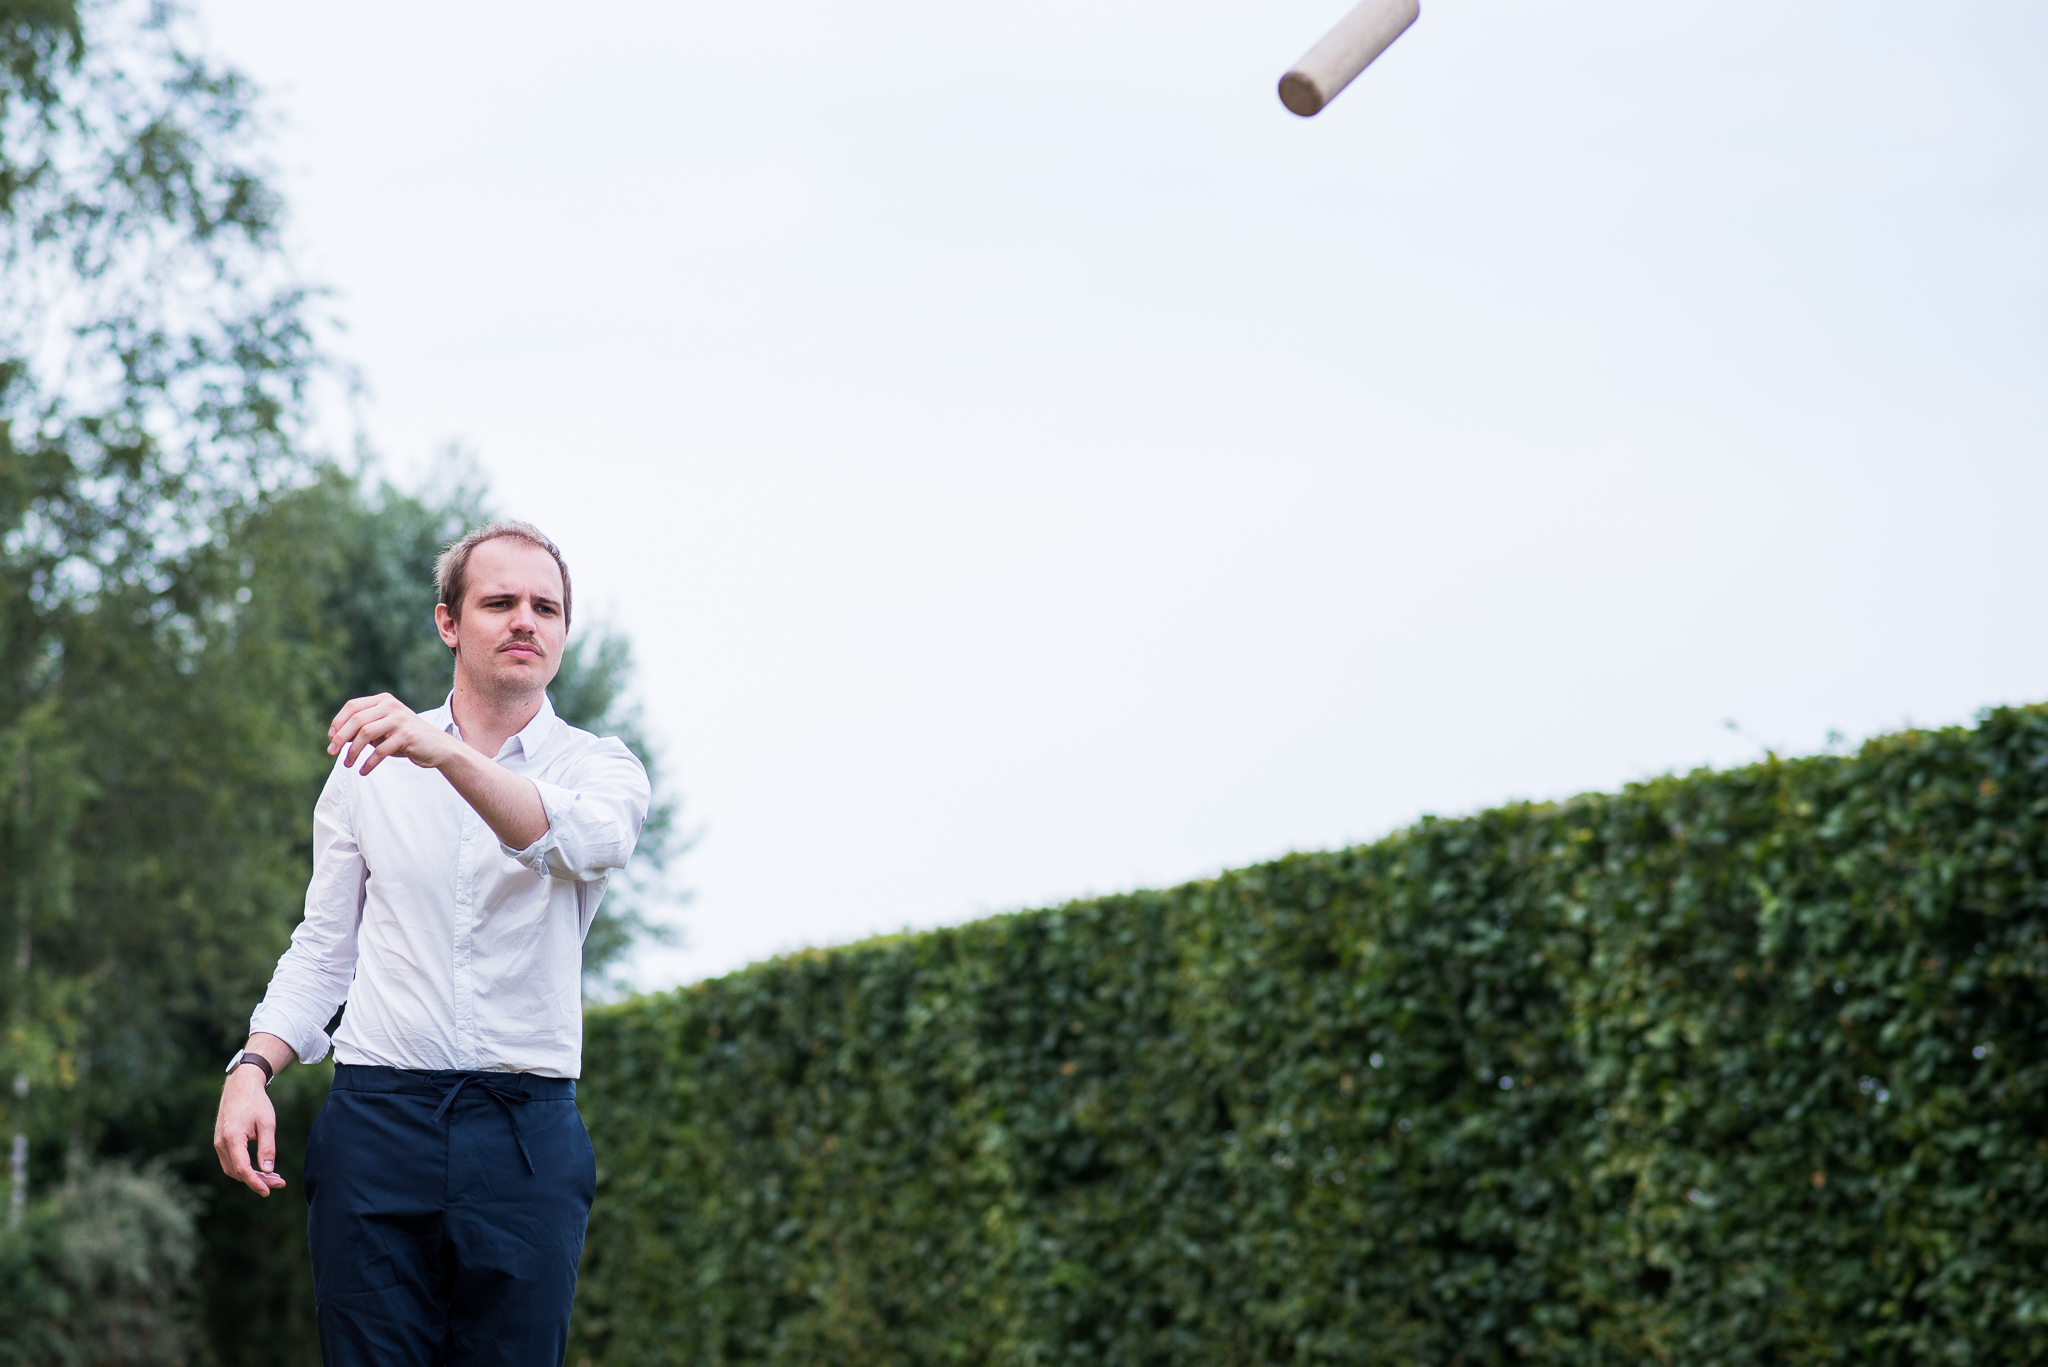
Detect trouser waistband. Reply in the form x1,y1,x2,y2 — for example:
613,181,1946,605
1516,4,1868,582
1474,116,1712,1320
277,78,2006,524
331,1063,576,1101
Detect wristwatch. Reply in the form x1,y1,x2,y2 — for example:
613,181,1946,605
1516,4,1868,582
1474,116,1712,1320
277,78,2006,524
225,1049,275,1087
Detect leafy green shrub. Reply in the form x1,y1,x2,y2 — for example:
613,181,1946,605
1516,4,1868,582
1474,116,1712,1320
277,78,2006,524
0,1159,199,1367
575,706,2048,1365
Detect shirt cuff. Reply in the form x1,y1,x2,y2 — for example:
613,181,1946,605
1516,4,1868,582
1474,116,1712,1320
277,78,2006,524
249,1006,333,1067
499,778,574,876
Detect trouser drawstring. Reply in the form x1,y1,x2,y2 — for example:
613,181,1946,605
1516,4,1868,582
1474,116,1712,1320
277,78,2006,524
430,1073,536,1174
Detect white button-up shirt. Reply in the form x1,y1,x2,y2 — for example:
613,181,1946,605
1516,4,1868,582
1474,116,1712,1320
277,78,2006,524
249,694,651,1078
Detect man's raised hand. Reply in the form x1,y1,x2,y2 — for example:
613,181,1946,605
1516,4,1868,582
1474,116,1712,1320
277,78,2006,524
328,693,460,775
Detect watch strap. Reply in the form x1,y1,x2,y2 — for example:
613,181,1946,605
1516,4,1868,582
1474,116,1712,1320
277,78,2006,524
230,1050,275,1086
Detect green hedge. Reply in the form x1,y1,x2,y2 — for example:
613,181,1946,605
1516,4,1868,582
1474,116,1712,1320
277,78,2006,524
574,707,2048,1365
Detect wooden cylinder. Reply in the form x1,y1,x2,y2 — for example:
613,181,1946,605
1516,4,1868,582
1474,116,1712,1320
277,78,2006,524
1277,0,1419,117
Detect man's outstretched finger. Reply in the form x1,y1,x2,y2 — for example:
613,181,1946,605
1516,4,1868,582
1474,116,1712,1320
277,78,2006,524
326,697,374,748
329,691,393,733
360,728,408,774
350,725,398,772
332,705,385,760
220,1125,262,1194
257,1111,278,1180
328,694,395,756
339,713,387,768
239,1143,284,1196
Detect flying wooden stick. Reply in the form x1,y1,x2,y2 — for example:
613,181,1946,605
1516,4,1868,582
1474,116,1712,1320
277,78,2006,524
1278,0,1419,117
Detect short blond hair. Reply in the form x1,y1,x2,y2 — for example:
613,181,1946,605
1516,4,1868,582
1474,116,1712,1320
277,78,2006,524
434,520,573,629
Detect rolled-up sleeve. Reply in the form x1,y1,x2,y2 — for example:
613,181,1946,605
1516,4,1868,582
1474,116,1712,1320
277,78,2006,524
500,736,651,882
249,760,366,1064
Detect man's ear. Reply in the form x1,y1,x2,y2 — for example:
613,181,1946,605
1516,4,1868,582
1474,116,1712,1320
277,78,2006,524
434,603,460,651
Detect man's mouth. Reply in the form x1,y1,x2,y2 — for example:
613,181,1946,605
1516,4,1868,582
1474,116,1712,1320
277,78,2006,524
501,641,543,659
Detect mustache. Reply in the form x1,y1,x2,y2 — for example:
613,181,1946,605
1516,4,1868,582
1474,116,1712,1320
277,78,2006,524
496,634,548,657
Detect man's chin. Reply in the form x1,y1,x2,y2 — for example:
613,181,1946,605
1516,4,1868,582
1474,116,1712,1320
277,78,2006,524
467,655,556,696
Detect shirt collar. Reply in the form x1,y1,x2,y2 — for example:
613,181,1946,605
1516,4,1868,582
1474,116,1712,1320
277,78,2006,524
429,692,560,762
510,693,560,761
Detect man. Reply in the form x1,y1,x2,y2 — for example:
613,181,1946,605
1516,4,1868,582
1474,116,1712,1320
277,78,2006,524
213,520,651,1366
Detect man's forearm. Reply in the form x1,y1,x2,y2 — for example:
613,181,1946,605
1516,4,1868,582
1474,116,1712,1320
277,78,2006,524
435,748,551,850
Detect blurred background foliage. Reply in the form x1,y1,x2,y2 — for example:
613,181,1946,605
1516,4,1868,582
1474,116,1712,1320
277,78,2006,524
0,0,678,1359
0,1160,200,1366
578,706,2048,1366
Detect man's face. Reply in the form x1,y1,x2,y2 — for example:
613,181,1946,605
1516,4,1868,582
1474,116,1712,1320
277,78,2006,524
436,538,568,699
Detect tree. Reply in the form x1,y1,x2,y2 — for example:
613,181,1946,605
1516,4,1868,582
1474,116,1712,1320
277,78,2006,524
1,3,682,1357
2,0,319,1180
1,0,333,1356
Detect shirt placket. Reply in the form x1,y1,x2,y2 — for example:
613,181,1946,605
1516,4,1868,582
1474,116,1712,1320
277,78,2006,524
452,809,478,1068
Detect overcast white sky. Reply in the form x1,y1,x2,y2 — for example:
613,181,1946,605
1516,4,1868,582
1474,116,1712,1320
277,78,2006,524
197,0,2048,987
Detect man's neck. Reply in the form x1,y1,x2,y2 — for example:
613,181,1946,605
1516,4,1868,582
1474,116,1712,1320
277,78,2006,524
448,671,547,761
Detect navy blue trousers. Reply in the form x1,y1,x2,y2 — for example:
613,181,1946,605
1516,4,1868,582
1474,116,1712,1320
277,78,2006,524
306,1064,595,1367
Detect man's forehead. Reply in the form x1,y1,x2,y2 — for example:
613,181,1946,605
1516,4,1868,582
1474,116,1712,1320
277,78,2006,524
466,539,564,599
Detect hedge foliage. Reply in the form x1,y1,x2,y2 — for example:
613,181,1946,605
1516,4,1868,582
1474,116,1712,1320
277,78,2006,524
575,707,2048,1365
